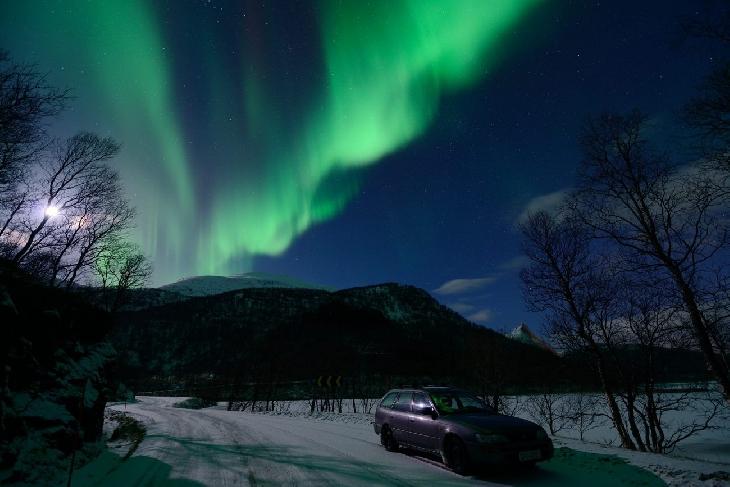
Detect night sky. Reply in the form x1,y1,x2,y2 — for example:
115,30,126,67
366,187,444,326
0,1,725,329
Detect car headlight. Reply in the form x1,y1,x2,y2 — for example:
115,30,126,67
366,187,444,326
475,433,509,444
535,428,548,440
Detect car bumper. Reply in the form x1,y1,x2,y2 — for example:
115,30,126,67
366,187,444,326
463,439,554,465
373,423,381,435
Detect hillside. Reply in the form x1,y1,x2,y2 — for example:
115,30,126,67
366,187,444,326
111,283,560,395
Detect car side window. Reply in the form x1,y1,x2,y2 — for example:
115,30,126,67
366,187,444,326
412,393,431,411
380,392,398,409
392,392,413,412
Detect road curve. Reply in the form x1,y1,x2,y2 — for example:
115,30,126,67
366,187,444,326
72,397,492,486
71,397,667,487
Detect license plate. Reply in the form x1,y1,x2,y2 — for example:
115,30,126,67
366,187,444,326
518,449,541,462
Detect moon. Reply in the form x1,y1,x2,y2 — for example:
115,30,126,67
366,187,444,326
45,205,60,218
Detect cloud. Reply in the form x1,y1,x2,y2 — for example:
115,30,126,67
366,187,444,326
466,308,493,323
433,277,497,295
517,188,571,224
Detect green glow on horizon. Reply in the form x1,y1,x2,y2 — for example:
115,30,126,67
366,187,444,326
200,0,541,274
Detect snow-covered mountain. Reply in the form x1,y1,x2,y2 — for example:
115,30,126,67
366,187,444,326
159,272,329,297
509,323,557,354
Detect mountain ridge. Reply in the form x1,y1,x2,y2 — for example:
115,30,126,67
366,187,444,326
111,282,559,393
509,323,557,354
159,272,330,297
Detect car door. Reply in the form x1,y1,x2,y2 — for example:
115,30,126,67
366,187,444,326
388,391,413,443
408,392,440,451
375,391,399,431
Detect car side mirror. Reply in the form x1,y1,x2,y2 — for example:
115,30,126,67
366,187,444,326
416,406,438,419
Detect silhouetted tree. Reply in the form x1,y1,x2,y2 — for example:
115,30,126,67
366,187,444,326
0,50,68,188
0,51,146,294
572,111,730,403
520,210,638,449
523,390,569,436
521,208,724,451
617,281,722,453
94,238,151,311
1,51,68,248
5,133,132,288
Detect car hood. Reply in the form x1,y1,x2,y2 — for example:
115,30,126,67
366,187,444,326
443,413,540,435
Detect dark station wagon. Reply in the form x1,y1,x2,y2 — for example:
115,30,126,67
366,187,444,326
374,386,553,475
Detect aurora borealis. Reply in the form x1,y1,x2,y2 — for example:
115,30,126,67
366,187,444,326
0,0,539,282
1,1,724,326
204,0,541,273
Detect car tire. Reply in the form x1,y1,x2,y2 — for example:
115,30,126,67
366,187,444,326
444,436,470,475
380,426,399,452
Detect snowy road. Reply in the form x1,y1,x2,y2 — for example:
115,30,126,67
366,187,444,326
76,397,485,486
72,397,666,486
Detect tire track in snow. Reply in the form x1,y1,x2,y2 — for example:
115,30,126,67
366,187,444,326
87,397,497,486
249,414,421,487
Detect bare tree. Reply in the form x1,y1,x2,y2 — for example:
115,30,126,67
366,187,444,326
520,210,639,449
0,52,142,291
563,393,605,441
0,51,68,246
521,208,725,452
608,278,721,453
9,133,122,268
0,182,29,241
573,111,730,403
0,50,68,189
524,390,568,435
94,238,151,311
48,174,135,288
468,331,513,413
64,188,135,288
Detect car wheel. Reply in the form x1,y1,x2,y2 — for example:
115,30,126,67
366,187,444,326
380,426,399,452
444,436,469,475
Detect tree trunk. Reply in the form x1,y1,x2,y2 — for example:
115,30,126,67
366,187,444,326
624,393,647,452
587,340,636,450
12,214,49,264
669,266,730,403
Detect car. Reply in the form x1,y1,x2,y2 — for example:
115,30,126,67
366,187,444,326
373,386,553,475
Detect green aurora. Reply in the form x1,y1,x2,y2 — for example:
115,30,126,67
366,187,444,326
0,0,541,283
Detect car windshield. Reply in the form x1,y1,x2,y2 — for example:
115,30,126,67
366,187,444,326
428,390,494,415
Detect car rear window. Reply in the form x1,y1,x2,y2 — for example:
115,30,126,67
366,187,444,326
392,392,413,412
380,391,398,408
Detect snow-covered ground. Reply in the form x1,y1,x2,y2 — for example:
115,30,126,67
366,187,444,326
513,391,730,463
69,396,730,486
262,395,730,485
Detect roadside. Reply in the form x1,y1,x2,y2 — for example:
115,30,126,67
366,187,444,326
552,437,730,487
67,397,715,486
